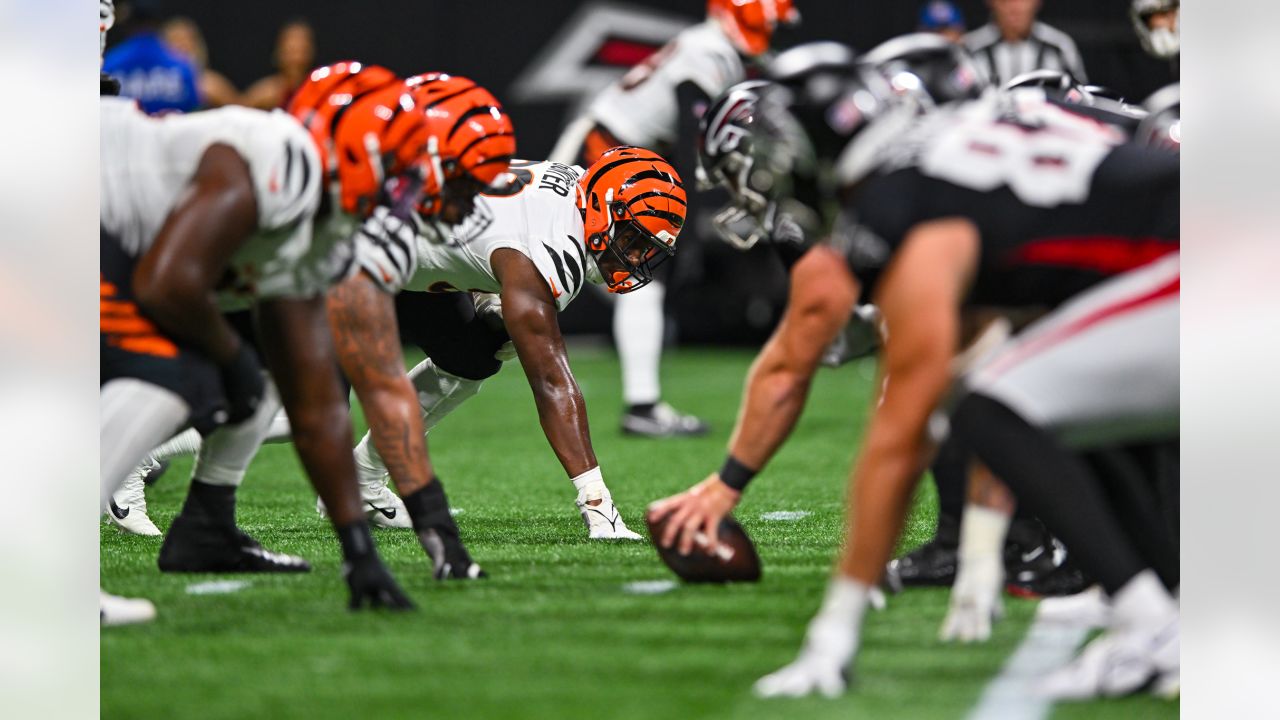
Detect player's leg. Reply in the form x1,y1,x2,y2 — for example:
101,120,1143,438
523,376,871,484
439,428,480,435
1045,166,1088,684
956,256,1180,698
157,379,309,572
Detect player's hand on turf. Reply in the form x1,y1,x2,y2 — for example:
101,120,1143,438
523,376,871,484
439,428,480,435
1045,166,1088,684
343,556,415,611
939,554,1003,643
754,609,860,698
219,342,266,424
418,526,487,580
647,474,741,556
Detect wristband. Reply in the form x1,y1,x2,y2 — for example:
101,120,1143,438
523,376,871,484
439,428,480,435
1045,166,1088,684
718,455,757,492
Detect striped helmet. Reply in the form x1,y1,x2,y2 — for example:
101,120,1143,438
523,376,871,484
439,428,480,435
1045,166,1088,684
576,146,685,294
287,61,431,217
405,73,516,218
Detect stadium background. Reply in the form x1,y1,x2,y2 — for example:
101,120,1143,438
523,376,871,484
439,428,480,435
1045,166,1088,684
108,0,1177,344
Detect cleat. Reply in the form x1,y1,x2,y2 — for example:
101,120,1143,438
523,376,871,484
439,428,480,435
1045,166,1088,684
158,515,310,573
316,478,412,529
1002,518,1062,588
886,513,959,587
1008,556,1092,598
576,490,643,540
100,590,156,626
621,402,709,438
105,463,162,536
1037,617,1179,701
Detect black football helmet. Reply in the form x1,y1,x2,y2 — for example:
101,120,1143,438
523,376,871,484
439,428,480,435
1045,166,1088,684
861,32,987,109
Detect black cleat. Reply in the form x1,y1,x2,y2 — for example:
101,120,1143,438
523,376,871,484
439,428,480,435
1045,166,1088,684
886,513,960,588
1007,556,1093,598
158,515,311,573
1002,518,1061,587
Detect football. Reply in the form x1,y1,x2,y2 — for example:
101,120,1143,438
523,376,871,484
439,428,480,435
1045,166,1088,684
646,513,762,583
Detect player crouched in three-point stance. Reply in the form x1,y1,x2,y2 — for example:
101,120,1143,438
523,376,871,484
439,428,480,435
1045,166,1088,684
654,65,1179,699
100,65,440,621
352,146,687,540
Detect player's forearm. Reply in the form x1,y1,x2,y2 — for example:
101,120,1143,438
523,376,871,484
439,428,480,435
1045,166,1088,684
727,338,815,471
327,272,435,495
135,277,243,365
527,371,598,477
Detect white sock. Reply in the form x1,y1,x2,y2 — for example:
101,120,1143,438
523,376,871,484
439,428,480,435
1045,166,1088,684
191,378,280,487
958,504,1012,567
264,409,292,444
571,466,608,502
101,379,189,510
152,428,203,462
614,280,664,406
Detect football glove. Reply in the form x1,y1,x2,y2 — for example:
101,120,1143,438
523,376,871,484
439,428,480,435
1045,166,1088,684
219,343,265,425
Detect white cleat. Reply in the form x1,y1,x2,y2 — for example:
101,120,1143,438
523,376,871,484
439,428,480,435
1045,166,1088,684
1037,617,1179,700
576,491,643,540
100,590,156,627
105,459,162,536
1036,585,1111,629
316,477,412,529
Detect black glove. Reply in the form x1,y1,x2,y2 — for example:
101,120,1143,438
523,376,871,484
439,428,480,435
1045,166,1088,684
337,521,415,611
343,555,415,610
219,342,265,424
403,480,487,580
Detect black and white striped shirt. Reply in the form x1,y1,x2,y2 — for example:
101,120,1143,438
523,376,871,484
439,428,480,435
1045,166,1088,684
963,21,1087,86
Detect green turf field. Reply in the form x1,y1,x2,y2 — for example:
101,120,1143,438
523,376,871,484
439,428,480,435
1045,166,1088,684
101,347,1178,719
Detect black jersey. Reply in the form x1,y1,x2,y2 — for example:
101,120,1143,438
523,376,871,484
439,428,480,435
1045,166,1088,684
838,93,1178,310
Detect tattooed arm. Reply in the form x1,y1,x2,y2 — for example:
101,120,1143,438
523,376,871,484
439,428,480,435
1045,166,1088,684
326,270,436,495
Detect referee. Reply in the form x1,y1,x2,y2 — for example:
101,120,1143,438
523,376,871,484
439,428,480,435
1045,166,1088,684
964,0,1087,85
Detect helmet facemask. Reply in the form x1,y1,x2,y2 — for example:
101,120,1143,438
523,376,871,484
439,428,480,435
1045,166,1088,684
589,189,678,293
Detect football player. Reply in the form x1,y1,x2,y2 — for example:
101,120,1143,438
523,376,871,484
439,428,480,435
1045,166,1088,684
133,69,512,583
351,146,686,540
655,63,1178,699
101,63,440,617
548,0,798,438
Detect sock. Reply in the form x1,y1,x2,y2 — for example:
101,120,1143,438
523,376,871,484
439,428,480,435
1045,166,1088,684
817,576,872,626
179,479,237,527
100,378,189,512
615,280,664,406
1087,445,1180,590
152,428,203,462
953,393,1148,596
571,467,608,504
627,402,657,416
931,434,969,521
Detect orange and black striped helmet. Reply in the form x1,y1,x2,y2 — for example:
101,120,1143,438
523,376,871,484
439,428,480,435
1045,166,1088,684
577,146,685,294
404,73,516,217
287,61,432,217
708,0,800,57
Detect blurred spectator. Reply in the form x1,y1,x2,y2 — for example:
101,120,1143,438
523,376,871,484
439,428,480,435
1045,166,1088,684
102,0,200,113
963,0,1087,85
242,19,316,110
918,1,966,43
162,17,241,108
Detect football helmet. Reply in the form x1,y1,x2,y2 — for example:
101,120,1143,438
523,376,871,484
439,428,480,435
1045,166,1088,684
287,62,432,217
577,146,684,294
1131,0,1179,60
862,32,987,109
707,0,801,57
1136,83,1180,152
404,73,516,221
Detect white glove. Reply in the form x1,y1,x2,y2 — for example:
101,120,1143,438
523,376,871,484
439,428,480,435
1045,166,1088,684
940,505,1009,643
755,609,860,698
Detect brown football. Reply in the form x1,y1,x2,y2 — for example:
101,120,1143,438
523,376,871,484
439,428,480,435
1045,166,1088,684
646,513,762,583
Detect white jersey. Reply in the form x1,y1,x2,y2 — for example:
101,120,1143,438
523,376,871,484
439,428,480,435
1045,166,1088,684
586,20,744,148
100,96,353,309
398,160,599,312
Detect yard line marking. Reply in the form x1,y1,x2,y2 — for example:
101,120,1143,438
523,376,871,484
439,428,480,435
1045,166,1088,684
967,608,1090,720
622,580,679,595
759,510,812,521
185,580,252,596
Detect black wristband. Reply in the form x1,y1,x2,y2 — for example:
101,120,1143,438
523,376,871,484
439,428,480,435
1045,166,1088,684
718,455,757,492
336,519,376,562
402,478,457,532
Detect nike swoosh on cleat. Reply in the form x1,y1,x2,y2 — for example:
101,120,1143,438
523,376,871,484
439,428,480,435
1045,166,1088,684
367,503,397,520
109,499,130,519
586,506,621,532
1021,546,1045,563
